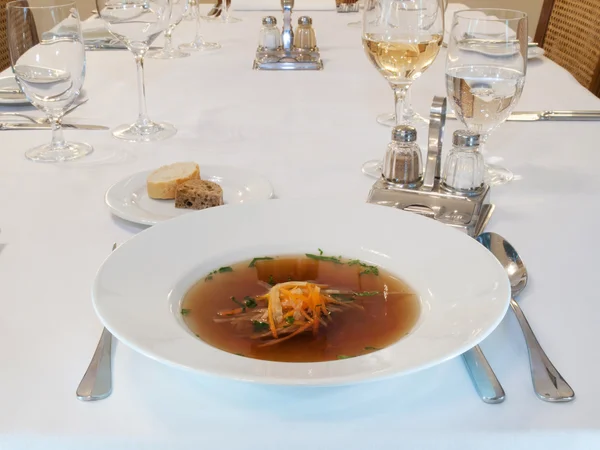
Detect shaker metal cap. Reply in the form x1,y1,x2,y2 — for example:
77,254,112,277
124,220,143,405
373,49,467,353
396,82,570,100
392,125,417,142
453,130,480,147
262,16,277,26
298,16,312,25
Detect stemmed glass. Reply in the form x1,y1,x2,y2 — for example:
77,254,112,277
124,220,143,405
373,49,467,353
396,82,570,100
7,0,92,162
180,0,221,51
96,0,175,142
360,0,444,177
446,9,527,185
208,0,241,23
147,0,190,59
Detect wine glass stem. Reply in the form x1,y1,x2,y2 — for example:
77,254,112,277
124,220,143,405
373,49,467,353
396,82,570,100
134,54,151,128
404,88,414,118
222,0,229,20
194,4,202,42
393,84,409,126
51,118,66,150
163,27,174,53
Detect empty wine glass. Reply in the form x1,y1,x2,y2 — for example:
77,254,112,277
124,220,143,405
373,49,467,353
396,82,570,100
208,0,241,23
7,0,92,163
446,9,527,185
147,0,190,59
180,0,221,51
96,0,175,142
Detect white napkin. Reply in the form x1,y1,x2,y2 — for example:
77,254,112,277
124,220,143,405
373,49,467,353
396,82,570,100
81,18,113,42
232,0,336,11
444,4,516,45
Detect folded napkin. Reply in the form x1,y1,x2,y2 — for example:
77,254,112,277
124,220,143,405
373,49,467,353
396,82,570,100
444,4,517,44
232,0,336,11
81,18,113,42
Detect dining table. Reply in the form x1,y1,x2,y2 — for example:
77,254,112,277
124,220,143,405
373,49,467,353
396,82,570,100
1,7,600,450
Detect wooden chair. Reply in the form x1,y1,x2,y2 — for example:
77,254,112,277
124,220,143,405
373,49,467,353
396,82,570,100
1,0,10,72
535,0,600,97
1,0,39,72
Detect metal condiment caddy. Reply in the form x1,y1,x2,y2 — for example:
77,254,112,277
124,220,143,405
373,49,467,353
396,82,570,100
253,0,323,71
367,96,494,237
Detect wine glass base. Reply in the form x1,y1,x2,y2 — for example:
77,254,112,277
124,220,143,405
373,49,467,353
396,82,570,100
207,15,242,23
179,41,221,51
362,159,382,179
147,48,190,59
112,121,177,143
486,164,514,186
376,112,429,127
25,141,93,163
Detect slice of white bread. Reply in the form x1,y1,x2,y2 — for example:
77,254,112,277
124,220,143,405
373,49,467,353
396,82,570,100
147,162,200,199
175,179,224,210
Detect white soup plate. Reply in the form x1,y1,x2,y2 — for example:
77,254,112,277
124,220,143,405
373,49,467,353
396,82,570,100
93,199,510,386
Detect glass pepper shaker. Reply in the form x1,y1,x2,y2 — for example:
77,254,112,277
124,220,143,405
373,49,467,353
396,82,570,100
293,16,317,51
441,130,485,194
258,16,281,51
382,125,422,187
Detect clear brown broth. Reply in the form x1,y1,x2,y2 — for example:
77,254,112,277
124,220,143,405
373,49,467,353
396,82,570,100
181,256,420,362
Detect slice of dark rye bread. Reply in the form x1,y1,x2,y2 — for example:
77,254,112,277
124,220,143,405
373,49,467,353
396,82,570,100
175,179,224,210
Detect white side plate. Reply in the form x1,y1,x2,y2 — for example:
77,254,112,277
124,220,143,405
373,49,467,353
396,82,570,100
0,76,29,105
105,165,274,226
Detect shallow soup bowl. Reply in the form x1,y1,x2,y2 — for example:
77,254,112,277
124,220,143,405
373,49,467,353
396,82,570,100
92,199,510,386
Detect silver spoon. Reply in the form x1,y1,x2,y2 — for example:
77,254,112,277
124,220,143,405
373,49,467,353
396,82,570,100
477,232,575,402
76,243,116,401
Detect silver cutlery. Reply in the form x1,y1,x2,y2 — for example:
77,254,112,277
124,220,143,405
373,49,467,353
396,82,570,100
0,123,108,131
477,232,575,402
0,98,89,124
460,204,505,404
448,110,600,122
76,244,117,401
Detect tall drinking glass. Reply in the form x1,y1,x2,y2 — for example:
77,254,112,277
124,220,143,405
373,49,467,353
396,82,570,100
147,0,190,59
180,0,221,51
446,9,527,185
362,0,444,127
96,0,175,142
7,0,92,162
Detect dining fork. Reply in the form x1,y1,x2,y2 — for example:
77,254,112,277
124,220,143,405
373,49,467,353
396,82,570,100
0,98,89,124
76,243,116,401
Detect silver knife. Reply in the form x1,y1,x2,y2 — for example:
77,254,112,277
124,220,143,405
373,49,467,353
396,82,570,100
0,122,108,130
448,110,600,122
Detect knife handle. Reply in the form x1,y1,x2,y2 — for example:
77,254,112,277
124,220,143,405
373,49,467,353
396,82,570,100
543,111,600,121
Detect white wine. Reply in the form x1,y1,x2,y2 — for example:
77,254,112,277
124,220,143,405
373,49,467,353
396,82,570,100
446,66,525,136
362,34,442,84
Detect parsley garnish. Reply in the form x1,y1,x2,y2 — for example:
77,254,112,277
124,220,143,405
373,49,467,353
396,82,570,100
235,352,244,357
248,257,274,268
364,346,381,351
337,355,353,360
181,308,191,316
318,248,324,255
305,253,343,264
331,293,355,302
218,266,233,273
348,259,379,276
268,275,276,285
244,296,257,308
285,316,295,325
355,291,380,297
231,296,246,311
252,321,269,332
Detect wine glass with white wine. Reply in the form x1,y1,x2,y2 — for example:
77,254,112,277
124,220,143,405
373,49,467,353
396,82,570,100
361,0,444,177
446,9,527,185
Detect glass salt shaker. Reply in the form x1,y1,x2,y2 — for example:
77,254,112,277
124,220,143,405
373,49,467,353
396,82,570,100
293,16,317,51
441,130,485,194
258,16,281,51
382,125,422,187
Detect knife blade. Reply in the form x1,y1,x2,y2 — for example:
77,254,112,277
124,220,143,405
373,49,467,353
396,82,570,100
447,111,600,122
0,122,108,131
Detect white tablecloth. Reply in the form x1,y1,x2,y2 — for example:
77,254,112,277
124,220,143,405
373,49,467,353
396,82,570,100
1,10,600,450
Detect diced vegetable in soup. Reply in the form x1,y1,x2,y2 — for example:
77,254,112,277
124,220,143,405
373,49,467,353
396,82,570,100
181,253,420,362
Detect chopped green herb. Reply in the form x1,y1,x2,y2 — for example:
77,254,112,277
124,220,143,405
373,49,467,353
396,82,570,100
305,253,343,264
337,355,353,360
318,248,324,255
252,320,270,332
285,316,295,325
360,266,379,276
181,308,191,316
355,291,380,297
347,259,362,266
248,257,274,268
331,294,355,302
364,346,381,351
195,334,200,338
244,296,257,308
231,296,246,311
268,274,276,285
235,353,244,357
204,275,213,281
218,266,233,273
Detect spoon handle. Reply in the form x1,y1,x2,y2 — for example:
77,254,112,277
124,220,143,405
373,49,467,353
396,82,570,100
462,345,505,403
510,299,575,402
